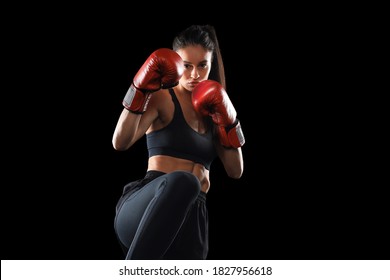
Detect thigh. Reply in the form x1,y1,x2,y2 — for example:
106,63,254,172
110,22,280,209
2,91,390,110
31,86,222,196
114,176,167,249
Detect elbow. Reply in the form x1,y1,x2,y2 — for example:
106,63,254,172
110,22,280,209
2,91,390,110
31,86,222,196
227,168,243,179
229,172,243,179
112,144,127,151
112,139,129,151
224,157,244,179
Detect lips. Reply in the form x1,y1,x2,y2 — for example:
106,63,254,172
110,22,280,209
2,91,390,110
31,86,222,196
188,82,199,87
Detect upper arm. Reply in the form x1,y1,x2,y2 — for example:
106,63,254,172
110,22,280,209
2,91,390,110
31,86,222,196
132,99,159,142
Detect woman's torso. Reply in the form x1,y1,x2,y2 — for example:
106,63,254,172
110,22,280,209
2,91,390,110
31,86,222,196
145,87,216,193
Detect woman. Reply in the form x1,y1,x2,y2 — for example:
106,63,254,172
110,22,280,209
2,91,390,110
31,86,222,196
112,24,245,259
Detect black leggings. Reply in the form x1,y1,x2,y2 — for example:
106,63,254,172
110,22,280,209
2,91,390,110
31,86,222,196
114,170,208,259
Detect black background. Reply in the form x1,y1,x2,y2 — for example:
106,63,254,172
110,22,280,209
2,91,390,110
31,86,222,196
2,5,388,260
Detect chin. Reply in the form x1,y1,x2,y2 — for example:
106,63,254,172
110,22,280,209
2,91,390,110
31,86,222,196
185,85,195,92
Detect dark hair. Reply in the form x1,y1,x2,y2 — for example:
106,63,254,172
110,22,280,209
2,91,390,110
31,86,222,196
172,25,226,89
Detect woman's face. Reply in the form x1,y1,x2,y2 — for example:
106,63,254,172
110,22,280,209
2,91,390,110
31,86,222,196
176,45,212,92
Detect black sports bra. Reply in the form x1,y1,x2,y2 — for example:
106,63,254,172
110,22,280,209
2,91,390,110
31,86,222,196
146,88,217,170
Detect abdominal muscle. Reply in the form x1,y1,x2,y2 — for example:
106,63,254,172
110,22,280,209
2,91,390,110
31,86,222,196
147,155,210,193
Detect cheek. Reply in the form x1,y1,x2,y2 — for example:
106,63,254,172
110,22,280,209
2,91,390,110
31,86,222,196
200,68,211,78
181,70,192,79
179,72,189,84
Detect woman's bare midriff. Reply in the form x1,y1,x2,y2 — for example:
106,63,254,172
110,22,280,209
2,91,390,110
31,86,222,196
147,155,210,193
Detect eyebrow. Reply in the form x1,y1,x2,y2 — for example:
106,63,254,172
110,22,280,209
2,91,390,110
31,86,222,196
183,60,209,64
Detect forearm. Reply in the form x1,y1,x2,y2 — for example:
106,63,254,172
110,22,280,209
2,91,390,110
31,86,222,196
112,108,142,150
218,146,244,179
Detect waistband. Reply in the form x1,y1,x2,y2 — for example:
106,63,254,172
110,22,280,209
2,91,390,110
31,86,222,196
144,170,166,180
144,170,207,202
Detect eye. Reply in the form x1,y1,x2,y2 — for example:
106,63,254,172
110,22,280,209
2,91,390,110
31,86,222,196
199,63,208,69
184,64,193,70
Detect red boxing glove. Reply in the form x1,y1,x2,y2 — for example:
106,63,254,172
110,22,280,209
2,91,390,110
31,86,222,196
192,80,245,148
123,48,184,114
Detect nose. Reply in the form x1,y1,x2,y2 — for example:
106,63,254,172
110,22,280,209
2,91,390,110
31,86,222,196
190,68,200,79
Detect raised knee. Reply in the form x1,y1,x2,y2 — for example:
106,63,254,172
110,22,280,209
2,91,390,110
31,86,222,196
167,171,201,196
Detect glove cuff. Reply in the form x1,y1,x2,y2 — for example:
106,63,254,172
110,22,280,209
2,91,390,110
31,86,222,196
218,119,245,148
122,84,152,114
